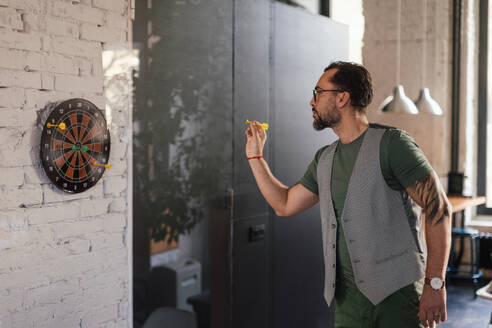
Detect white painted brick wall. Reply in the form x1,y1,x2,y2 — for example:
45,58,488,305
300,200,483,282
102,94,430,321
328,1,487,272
0,69,42,88
0,28,42,51
54,73,104,92
0,109,37,127
0,168,24,187
73,56,94,76
110,197,127,213
23,13,80,38
0,87,25,107
106,12,129,31
49,35,102,57
93,0,127,15
25,89,71,108
51,1,105,25
79,198,111,218
0,7,23,30
0,0,131,327
80,22,127,43
0,0,45,13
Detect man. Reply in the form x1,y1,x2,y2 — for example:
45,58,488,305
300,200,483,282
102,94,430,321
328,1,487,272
245,61,452,328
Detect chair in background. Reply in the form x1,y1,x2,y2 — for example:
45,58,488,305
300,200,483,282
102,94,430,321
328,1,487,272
476,281,492,328
447,209,483,297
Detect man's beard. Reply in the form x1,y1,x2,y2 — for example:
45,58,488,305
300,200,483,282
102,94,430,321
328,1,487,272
312,107,340,131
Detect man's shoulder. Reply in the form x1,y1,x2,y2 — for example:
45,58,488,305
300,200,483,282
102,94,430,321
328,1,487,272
370,123,414,143
314,144,332,163
369,122,396,131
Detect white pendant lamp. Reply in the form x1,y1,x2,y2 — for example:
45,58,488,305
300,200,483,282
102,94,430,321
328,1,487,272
413,0,443,116
415,88,443,115
379,0,418,115
380,85,419,114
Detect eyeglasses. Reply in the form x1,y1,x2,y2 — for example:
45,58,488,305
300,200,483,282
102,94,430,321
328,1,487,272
312,88,345,102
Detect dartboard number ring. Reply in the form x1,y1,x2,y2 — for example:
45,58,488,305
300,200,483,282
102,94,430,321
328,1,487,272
40,98,111,193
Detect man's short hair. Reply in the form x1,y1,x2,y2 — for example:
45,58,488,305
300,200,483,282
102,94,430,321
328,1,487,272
324,61,373,111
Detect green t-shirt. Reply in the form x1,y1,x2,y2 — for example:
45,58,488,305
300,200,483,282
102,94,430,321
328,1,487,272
299,125,433,201
299,124,433,283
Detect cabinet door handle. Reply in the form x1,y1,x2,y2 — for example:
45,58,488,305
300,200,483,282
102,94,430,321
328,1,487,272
249,224,265,242
225,188,234,211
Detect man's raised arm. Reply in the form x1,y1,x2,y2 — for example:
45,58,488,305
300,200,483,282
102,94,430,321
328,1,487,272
245,122,319,217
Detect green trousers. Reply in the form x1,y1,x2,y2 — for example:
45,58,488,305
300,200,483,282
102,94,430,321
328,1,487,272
334,277,425,328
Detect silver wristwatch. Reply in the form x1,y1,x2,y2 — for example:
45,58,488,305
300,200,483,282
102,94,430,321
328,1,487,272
425,277,445,290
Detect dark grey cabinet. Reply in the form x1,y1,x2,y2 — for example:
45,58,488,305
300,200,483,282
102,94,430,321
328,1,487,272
270,5,347,328
212,2,348,328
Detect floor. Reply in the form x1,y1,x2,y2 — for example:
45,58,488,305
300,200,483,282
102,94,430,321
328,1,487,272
440,278,491,328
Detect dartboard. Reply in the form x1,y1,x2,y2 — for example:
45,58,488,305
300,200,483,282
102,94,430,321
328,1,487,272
40,98,111,193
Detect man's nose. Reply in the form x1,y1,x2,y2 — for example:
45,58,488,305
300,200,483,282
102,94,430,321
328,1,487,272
310,97,315,107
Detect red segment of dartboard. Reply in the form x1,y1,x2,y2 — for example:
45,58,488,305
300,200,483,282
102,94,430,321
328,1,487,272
40,98,111,193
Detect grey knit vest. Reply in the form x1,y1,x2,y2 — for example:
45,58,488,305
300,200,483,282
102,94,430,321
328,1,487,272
317,126,427,306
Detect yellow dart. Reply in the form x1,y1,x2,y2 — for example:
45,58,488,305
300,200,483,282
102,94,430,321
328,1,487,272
92,161,112,169
246,120,269,130
47,122,66,130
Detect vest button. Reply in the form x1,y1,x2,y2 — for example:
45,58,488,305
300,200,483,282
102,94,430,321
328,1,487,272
332,283,336,288
332,244,335,249
331,224,336,229
349,239,354,243
358,280,365,284
332,263,335,268
354,259,360,263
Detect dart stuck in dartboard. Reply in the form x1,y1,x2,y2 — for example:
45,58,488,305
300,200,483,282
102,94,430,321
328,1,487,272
40,98,111,193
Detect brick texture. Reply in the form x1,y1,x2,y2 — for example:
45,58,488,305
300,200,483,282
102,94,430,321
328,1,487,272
0,0,131,327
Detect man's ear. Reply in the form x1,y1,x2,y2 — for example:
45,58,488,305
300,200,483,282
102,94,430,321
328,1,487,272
337,91,350,108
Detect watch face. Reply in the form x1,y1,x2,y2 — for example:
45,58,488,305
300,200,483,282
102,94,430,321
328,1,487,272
40,98,111,193
430,277,443,289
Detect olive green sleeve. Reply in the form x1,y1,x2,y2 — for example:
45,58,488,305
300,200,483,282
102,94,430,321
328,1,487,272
298,146,329,195
381,129,433,191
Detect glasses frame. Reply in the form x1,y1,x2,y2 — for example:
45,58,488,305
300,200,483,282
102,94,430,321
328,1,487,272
312,88,345,102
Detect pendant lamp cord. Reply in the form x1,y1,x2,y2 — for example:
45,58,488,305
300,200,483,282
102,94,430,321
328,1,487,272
396,0,401,85
422,0,427,86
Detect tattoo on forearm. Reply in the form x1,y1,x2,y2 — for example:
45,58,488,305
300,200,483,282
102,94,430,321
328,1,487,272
406,172,451,226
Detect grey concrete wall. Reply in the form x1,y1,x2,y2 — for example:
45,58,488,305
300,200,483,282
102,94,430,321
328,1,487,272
363,0,453,179
363,0,480,197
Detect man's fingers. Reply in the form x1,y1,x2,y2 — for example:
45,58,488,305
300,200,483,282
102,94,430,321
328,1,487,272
418,309,425,323
420,308,446,327
247,121,267,143
251,122,260,138
251,121,261,138
428,310,440,327
258,124,266,137
253,122,267,140
419,310,429,328
246,126,253,138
